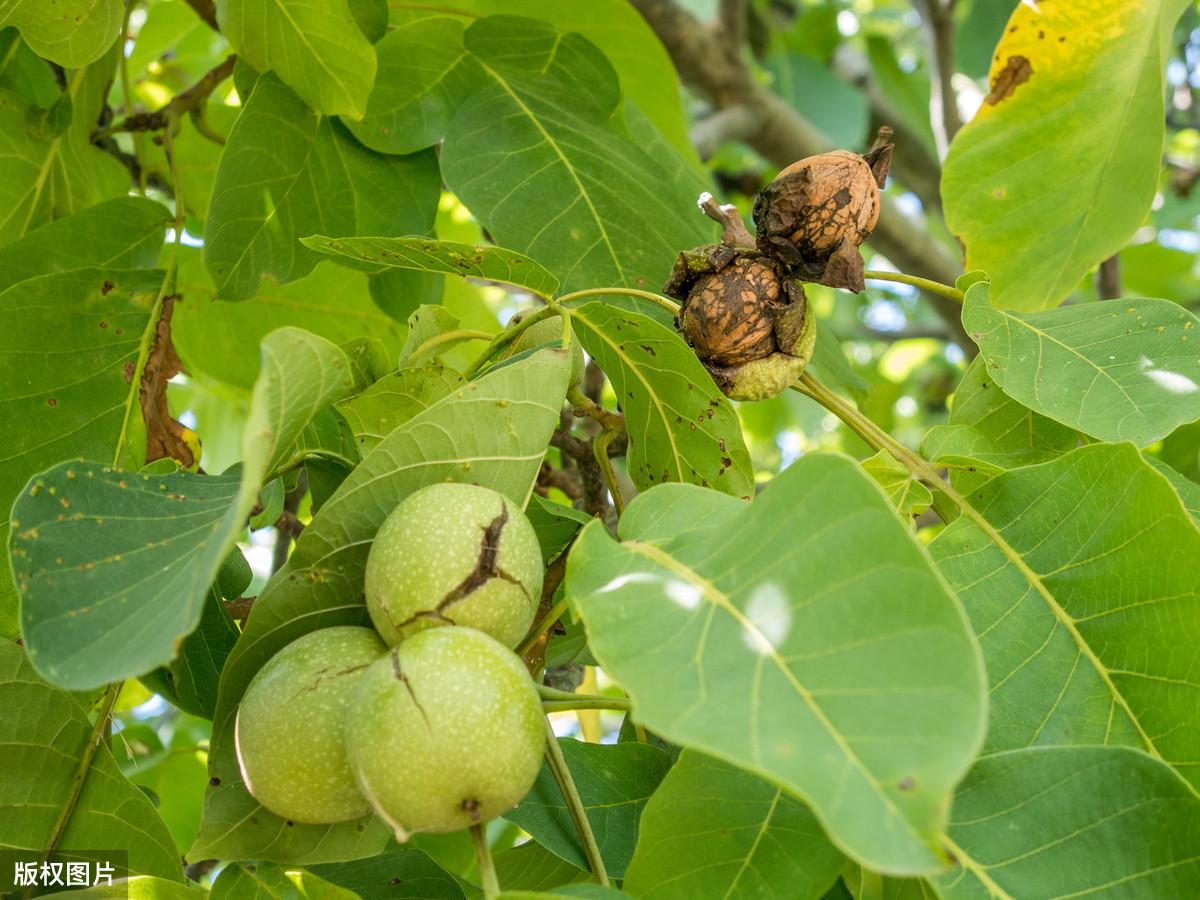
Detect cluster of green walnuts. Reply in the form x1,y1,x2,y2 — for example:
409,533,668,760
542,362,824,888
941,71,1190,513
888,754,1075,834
234,483,547,838
670,145,892,401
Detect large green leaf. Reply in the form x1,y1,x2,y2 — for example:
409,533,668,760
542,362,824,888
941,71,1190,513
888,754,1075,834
921,355,1079,496
192,348,571,864
302,235,561,300
0,0,122,67
336,366,464,456
566,454,987,873
0,197,170,293
343,16,481,155
310,848,467,900
0,642,181,881
929,443,1200,786
507,739,671,878
932,747,1200,898
215,0,376,118
942,0,1190,310
10,328,355,688
204,73,438,300
0,268,163,638
962,277,1200,446
624,750,845,900
0,46,129,247
494,843,588,893
440,16,712,294
570,302,753,498
403,2,696,162
211,863,358,900
173,249,405,391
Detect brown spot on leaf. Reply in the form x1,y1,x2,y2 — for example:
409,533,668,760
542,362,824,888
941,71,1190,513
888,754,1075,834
123,361,135,383
46,397,57,407
100,280,114,295
986,55,1033,105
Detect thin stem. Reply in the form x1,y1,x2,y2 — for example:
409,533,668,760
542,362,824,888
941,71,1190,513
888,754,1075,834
409,328,493,361
594,429,625,515
469,823,500,900
537,685,631,712
120,1,147,195
557,286,680,316
543,718,610,886
567,386,626,431
794,372,956,521
464,305,559,378
38,682,121,888
863,269,963,303
518,597,568,657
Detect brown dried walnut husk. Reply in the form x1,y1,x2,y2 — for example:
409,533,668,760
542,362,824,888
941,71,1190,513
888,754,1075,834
752,144,892,293
665,245,816,401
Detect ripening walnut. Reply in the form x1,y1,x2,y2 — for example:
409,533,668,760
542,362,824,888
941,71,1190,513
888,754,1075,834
345,627,545,838
365,483,543,649
752,145,893,292
234,626,385,823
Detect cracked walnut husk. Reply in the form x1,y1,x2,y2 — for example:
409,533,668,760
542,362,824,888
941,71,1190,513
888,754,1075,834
752,144,892,293
665,245,816,401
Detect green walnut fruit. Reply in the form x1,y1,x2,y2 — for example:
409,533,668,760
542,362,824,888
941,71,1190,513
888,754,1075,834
503,316,585,386
235,626,385,823
345,626,545,837
365,482,543,649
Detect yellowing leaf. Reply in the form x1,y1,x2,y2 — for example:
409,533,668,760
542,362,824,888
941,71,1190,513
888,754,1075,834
943,0,1189,310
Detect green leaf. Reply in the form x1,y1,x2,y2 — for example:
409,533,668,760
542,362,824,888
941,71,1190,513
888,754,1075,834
212,863,358,900
0,0,122,67
343,16,481,154
11,328,356,688
962,276,1200,446
0,268,163,638
566,454,987,873
303,235,560,300
0,642,181,881
0,46,130,247
932,747,1200,898
336,366,465,456
507,739,671,878
920,355,1079,496
417,1,697,163
215,0,376,118
143,102,238,224
499,886,633,900
527,495,593,563
861,450,932,519
310,848,468,899
493,842,588,893
143,584,240,718
55,876,206,899
929,443,1200,786
570,302,753,498
440,16,712,294
118,716,211,853
0,196,170,293
174,249,405,391
624,750,845,900
193,348,571,864
942,0,1190,310
204,74,438,300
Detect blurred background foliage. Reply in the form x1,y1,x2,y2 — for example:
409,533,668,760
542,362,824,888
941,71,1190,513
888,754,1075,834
91,0,1200,868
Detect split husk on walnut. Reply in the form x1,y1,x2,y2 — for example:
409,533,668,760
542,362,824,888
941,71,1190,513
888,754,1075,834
665,244,815,401
752,144,892,293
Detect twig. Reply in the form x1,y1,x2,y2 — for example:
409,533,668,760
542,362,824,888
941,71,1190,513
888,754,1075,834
120,0,147,194
223,596,256,624
536,461,583,501
697,191,756,248
96,55,236,138
543,720,610,886
691,105,758,160
593,430,626,515
567,388,627,432
1097,255,1121,300
520,554,570,671
915,0,962,158
271,473,307,573
182,0,219,30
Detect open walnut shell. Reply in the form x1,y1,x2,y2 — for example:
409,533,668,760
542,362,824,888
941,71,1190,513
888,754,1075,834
666,245,816,401
752,145,892,293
